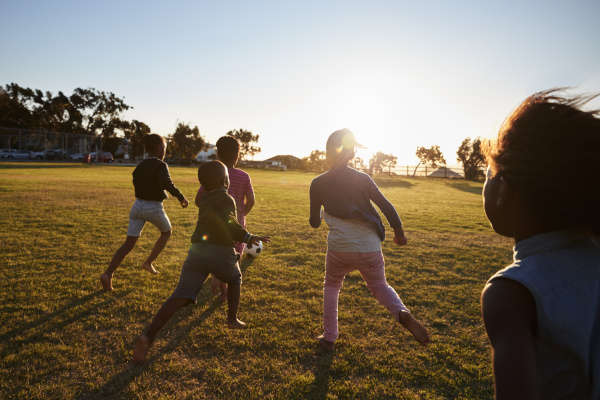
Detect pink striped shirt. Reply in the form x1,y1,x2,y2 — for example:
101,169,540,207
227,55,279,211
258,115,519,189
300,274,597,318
198,167,253,228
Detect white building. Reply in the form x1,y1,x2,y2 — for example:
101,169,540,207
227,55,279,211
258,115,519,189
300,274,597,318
196,143,216,162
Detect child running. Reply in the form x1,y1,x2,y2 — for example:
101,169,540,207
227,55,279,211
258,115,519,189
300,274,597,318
133,160,270,364
100,133,189,291
480,88,600,399
196,136,255,300
309,128,429,350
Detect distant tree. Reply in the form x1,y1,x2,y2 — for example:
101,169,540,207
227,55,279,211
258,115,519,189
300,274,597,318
369,151,397,175
0,84,35,128
414,145,446,176
0,83,132,153
350,156,365,172
300,149,327,172
226,129,260,160
122,120,151,158
457,137,486,180
69,87,130,137
168,122,206,159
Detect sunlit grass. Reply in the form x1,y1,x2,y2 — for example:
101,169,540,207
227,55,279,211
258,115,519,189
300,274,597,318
0,162,511,399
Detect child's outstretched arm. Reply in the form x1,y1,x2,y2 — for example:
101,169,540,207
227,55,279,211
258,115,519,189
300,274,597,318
309,181,323,228
248,235,270,247
481,278,540,400
180,198,189,208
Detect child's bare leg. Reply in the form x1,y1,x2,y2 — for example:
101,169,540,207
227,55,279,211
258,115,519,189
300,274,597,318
220,282,228,301
133,297,191,363
226,282,246,329
142,230,171,274
101,236,138,291
399,310,430,346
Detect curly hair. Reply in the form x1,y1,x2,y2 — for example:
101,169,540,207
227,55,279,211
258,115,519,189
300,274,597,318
484,88,600,234
197,160,227,191
216,136,240,165
142,133,165,152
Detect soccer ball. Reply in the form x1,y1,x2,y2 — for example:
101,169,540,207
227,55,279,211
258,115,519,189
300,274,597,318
243,240,263,257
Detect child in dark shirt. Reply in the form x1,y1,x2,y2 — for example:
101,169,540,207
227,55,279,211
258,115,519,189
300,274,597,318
133,160,270,364
100,134,189,291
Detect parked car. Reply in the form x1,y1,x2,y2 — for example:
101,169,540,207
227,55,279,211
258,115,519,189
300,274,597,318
31,149,67,160
68,153,84,161
86,151,113,163
0,149,31,160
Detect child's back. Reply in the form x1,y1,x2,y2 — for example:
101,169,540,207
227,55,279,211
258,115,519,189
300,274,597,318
309,129,429,350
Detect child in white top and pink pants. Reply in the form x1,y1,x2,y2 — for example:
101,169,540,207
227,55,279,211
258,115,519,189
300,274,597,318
309,129,429,350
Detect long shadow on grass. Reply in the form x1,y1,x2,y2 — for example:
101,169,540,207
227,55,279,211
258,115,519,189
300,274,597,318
444,181,483,195
0,290,116,346
306,351,335,399
81,257,257,398
372,177,414,189
81,299,225,399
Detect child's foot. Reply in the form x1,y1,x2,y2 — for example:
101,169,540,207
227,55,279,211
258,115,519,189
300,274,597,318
142,262,159,275
100,273,113,291
133,335,152,364
399,311,430,346
317,335,335,351
227,319,247,329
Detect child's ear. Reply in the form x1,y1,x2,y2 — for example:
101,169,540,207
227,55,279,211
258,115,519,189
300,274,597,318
497,176,512,206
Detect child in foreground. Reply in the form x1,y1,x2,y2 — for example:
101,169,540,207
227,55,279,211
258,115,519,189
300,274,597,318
196,136,255,300
309,128,429,350
100,134,189,291
481,89,600,399
133,160,270,364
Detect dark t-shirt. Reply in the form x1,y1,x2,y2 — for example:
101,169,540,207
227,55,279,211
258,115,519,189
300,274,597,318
132,158,185,202
191,189,251,247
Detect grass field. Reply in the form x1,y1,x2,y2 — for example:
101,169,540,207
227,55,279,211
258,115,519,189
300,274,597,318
0,163,512,399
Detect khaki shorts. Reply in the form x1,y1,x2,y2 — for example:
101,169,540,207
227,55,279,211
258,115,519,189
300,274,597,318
169,242,242,303
127,199,171,236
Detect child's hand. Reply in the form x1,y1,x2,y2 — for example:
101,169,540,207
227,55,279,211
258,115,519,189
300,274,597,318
250,236,271,247
394,235,408,246
180,198,189,208
393,227,407,246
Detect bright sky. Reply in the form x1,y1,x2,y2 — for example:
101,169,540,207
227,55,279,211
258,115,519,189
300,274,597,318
2,0,600,164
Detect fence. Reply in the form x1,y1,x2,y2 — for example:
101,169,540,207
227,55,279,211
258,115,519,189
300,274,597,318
386,165,464,178
0,127,95,159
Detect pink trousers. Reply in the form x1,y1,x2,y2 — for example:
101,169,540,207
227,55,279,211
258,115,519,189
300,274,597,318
322,250,409,342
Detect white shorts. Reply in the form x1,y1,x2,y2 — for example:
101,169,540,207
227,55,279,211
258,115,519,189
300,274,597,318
126,199,172,237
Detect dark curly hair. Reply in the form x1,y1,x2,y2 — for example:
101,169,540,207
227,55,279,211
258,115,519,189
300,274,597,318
484,88,600,234
197,160,227,191
216,136,240,165
142,133,165,152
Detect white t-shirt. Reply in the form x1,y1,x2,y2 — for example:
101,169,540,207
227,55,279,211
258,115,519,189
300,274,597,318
323,211,381,253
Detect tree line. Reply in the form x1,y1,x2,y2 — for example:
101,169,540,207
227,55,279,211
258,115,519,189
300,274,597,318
0,83,260,161
1,83,485,178
295,139,485,180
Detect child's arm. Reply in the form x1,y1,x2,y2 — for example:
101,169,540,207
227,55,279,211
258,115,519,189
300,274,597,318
309,181,323,228
195,187,205,208
244,192,255,215
481,278,540,400
157,162,188,206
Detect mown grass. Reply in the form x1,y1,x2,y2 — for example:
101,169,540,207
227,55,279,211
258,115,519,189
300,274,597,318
0,163,512,399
